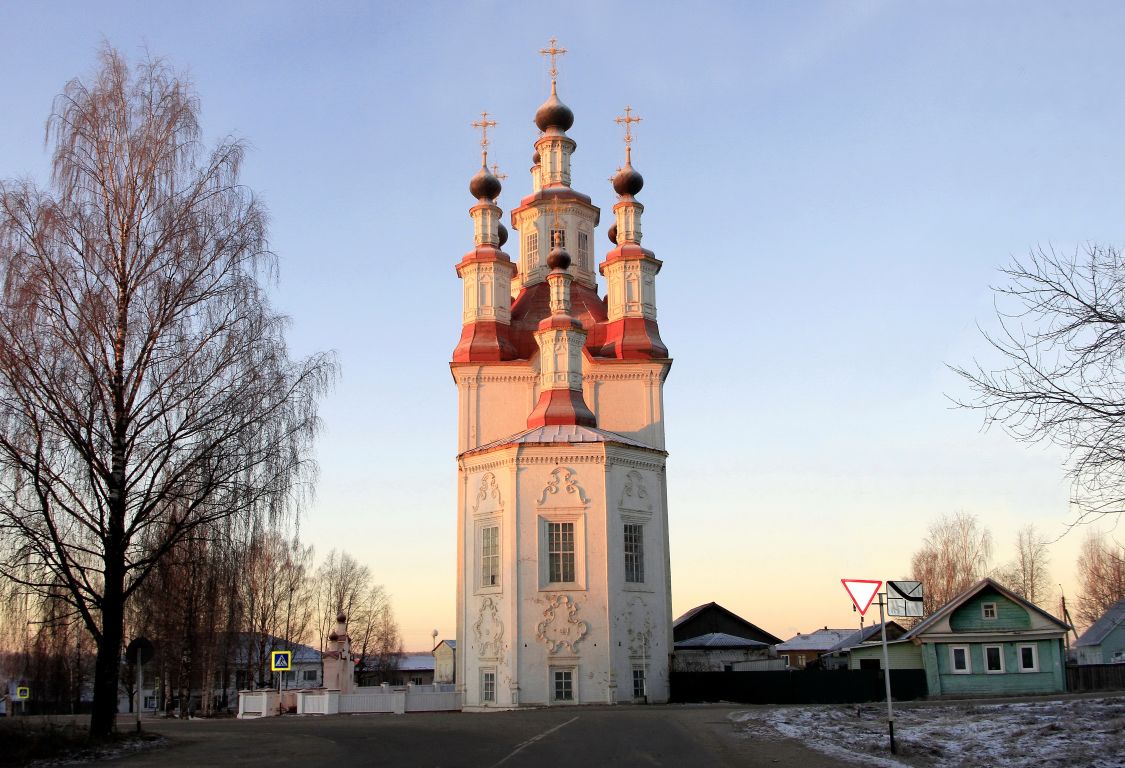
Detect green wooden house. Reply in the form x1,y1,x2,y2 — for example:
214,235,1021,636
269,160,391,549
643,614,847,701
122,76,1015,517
906,578,1069,697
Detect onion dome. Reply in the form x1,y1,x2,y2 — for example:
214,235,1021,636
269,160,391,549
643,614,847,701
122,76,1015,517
469,160,502,201
329,631,339,641
336,611,347,623
547,238,571,270
534,81,574,132
532,149,541,164
613,162,644,196
607,223,618,245
498,222,509,247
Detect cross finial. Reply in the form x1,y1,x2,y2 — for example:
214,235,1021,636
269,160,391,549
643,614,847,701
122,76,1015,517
539,37,567,83
491,164,508,182
471,111,498,156
615,106,642,147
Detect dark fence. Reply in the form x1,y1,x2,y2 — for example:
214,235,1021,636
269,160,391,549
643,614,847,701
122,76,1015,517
1067,664,1125,692
670,669,929,705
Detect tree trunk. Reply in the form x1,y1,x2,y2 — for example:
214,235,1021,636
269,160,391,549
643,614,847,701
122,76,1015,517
89,566,124,736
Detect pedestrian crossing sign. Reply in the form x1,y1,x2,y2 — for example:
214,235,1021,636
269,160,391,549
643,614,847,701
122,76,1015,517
270,650,292,672
15,686,29,700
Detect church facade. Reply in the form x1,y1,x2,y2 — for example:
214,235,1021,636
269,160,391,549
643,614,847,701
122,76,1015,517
452,47,673,708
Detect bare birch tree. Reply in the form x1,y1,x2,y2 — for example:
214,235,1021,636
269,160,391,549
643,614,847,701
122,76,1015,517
994,524,1053,607
909,512,994,615
0,47,334,736
953,245,1125,521
1076,530,1125,628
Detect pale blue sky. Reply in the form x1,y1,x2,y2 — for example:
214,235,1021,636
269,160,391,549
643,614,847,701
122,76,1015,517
2,1,1121,647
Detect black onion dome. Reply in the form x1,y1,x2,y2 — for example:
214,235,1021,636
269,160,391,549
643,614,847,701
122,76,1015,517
613,163,644,196
607,223,618,245
547,243,571,270
469,164,502,201
329,631,339,641
336,611,347,622
497,223,509,247
534,83,574,132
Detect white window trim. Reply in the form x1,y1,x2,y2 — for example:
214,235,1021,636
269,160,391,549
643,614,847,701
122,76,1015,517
481,668,496,703
549,665,578,705
474,518,502,594
780,654,790,666
538,513,586,590
950,645,972,674
984,644,1005,674
624,522,645,585
982,602,998,620
1018,643,1039,673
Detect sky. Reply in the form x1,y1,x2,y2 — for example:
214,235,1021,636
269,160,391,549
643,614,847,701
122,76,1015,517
1,1,1123,650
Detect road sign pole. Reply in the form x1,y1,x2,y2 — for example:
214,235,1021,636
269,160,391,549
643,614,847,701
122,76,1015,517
878,594,895,754
135,662,143,733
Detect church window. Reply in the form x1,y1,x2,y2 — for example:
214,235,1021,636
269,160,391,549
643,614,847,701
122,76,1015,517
577,231,588,269
552,668,574,701
481,525,499,587
550,228,566,250
527,232,539,265
624,523,644,583
632,667,646,700
548,522,575,582
482,670,496,702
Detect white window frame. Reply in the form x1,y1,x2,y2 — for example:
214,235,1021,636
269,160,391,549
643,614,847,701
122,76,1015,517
538,514,586,590
984,644,1005,673
624,523,644,583
481,669,496,702
302,669,318,682
796,654,806,667
577,230,589,270
1018,643,1039,673
982,602,998,620
632,666,646,700
550,666,577,704
950,645,971,674
481,524,500,589
780,654,790,667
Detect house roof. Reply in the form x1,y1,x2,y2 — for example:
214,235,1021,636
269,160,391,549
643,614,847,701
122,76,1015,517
229,633,322,665
396,652,436,672
776,628,855,652
673,632,769,650
824,622,904,653
904,577,1070,640
462,424,662,457
672,602,783,645
1075,599,1125,647
436,639,456,650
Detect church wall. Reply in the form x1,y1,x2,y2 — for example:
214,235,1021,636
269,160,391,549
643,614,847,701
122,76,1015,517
452,364,536,453
587,362,669,450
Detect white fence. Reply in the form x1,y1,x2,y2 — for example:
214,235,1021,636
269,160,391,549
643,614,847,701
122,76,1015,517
242,684,459,717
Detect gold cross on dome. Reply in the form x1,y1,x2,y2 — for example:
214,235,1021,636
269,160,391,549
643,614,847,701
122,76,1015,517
491,164,508,181
539,37,567,82
471,111,498,151
615,106,642,147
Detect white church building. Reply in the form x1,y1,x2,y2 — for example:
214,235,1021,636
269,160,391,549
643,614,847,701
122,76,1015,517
452,42,673,708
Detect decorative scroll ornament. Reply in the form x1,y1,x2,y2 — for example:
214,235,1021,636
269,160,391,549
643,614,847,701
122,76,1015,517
626,595,654,655
619,470,652,512
538,467,590,507
473,472,503,515
536,594,589,654
474,597,504,659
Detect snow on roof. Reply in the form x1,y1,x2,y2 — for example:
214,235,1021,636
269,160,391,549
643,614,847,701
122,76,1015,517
229,633,322,665
1076,599,1125,647
462,424,661,457
437,639,456,650
824,623,897,653
775,628,855,651
396,652,436,672
673,632,769,650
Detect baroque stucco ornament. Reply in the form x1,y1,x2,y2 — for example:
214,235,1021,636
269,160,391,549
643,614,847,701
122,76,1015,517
475,597,505,658
538,467,590,506
473,472,503,515
536,594,589,654
619,469,652,512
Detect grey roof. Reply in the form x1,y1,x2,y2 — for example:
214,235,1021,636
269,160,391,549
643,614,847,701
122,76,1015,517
462,424,662,457
230,634,322,665
673,632,769,650
824,623,900,654
904,577,1069,640
437,639,456,650
1076,599,1125,647
397,652,436,672
776,628,855,652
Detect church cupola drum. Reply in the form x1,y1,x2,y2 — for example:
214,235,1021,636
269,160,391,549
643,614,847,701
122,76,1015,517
451,40,674,708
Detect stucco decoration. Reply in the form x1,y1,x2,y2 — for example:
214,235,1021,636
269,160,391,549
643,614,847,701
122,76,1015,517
536,594,589,654
626,595,654,656
619,469,652,512
537,467,590,507
475,597,505,659
472,472,504,515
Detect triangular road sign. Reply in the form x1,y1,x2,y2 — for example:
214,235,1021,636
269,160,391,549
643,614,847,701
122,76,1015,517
841,579,882,616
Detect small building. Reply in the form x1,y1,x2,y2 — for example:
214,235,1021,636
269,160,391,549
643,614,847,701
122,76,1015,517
908,577,1069,697
673,603,781,646
847,638,925,671
672,633,772,672
433,639,456,684
775,628,855,669
1074,599,1125,665
819,622,907,670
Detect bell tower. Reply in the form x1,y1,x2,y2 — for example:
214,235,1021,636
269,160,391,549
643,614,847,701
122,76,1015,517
452,41,673,709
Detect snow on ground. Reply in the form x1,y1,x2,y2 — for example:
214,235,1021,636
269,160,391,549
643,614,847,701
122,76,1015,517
732,696,1124,768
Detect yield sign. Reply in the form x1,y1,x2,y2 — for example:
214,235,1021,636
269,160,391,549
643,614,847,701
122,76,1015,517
841,579,882,616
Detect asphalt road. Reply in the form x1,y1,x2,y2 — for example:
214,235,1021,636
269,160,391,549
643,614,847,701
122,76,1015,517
99,705,856,768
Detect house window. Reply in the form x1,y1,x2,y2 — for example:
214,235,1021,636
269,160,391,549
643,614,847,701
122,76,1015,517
481,525,500,587
1018,644,1039,673
577,231,588,269
985,645,1005,673
482,670,496,702
780,654,789,666
552,668,574,702
624,523,644,583
411,676,423,686
797,654,806,667
982,602,998,620
632,667,646,699
548,522,575,583
302,670,318,682
950,645,971,674
143,696,157,709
